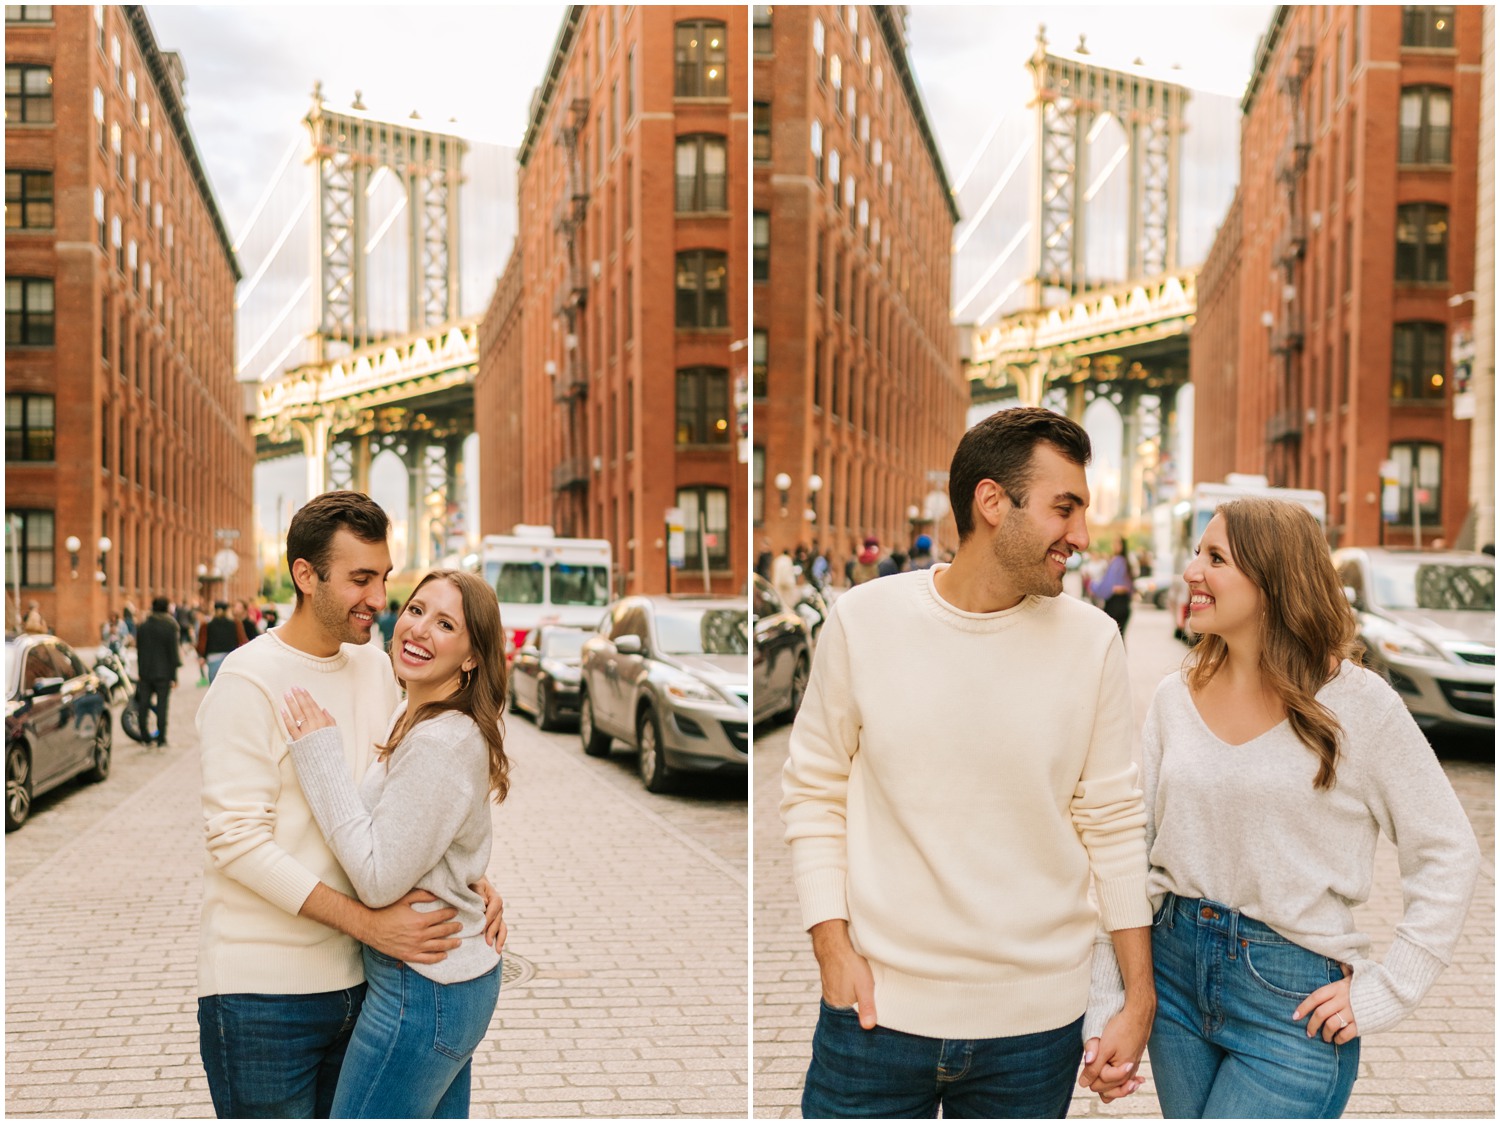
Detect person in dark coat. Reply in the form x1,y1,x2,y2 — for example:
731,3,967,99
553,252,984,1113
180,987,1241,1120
135,596,183,747
197,600,249,685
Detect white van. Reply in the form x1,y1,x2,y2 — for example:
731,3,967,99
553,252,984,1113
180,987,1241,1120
480,526,613,655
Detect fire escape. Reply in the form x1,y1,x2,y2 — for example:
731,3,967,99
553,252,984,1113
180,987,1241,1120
1267,40,1315,485
551,91,591,533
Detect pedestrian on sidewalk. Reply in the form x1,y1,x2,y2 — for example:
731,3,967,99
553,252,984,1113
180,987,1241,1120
280,567,511,1118
781,407,1154,1118
1097,538,1135,639
1091,498,1481,1118
134,596,182,747
196,600,248,685
20,599,47,634
195,490,505,1119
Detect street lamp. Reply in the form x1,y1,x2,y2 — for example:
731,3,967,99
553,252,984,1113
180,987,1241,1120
65,535,82,579
96,536,112,586
774,472,792,516
806,474,823,524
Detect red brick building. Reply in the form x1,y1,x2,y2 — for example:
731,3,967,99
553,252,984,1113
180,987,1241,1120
1192,5,1482,547
475,252,526,536
6,4,249,645
752,4,968,566
478,5,747,596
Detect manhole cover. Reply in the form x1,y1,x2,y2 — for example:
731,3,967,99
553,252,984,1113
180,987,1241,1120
501,951,536,988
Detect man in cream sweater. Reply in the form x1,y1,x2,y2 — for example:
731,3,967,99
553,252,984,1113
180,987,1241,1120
781,408,1156,1117
195,491,500,1118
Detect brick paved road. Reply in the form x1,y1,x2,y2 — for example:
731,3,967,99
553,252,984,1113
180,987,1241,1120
6,665,748,1118
752,604,1495,1118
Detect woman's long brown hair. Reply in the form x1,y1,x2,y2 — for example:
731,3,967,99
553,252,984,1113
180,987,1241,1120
379,569,511,803
1185,498,1360,789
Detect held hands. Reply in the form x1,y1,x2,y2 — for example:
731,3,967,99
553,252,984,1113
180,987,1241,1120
810,919,877,1030
280,686,336,741
1079,999,1155,1102
1294,963,1359,1044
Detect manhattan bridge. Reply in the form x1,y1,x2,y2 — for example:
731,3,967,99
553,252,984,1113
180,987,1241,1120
236,86,516,571
951,29,1242,526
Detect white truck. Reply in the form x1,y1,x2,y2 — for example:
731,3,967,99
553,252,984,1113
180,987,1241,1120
479,526,613,655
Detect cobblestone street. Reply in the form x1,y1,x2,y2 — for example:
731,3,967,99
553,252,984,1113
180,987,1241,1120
5,664,749,1118
752,605,1495,1118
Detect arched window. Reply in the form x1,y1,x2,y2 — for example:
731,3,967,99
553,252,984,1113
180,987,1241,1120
1399,86,1451,164
675,366,731,446
675,251,729,329
674,134,727,212
1391,322,1447,401
1394,203,1447,282
676,485,730,569
674,21,727,97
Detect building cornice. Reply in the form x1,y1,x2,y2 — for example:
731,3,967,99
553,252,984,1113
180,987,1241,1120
519,5,586,167
1241,5,1292,116
873,5,961,225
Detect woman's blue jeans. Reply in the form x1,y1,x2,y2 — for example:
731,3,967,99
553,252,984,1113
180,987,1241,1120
801,1001,1084,1118
330,946,501,1119
1148,894,1360,1118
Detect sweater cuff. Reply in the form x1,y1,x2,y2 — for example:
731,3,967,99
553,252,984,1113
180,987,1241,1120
1094,875,1153,932
1082,938,1126,1043
794,867,850,933
1348,936,1448,1036
220,848,321,917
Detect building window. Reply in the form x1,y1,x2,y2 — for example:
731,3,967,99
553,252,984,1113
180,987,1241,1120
674,20,727,98
1399,86,1451,164
5,170,52,229
752,330,767,400
1401,6,1455,48
1395,203,1448,283
677,486,729,569
6,393,54,461
753,448,765,526
675,251,729,329
753,213,770,283
753,5,772,55
1391,322,1447,401
94,85,105,147
675,134,728,212
813,18,826,82
810,118,824,181
4,508,54,588
831,54,843,101
815,228,825,298
5,6,54,22
626,47,635,120
753,101,771,164
813,335,824,409
675,366,731,445
6,277,54,346
829,149,842,208
1388,442,1442,523
5,64,53,123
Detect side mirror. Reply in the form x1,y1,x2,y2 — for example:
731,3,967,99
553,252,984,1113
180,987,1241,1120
615,635,643,655
30,676,65,697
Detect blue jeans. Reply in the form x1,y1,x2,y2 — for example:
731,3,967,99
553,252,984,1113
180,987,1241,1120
1149,894,1360,1118
198,986,365,1118
206,652,229,684
330,946,501,1118
802,1000,1083,1118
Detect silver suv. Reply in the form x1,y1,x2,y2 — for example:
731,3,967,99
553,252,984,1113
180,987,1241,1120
577,595,750,792
1331,548,1494,734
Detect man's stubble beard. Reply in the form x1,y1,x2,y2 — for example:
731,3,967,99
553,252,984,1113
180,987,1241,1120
310,580,366,646
990,506,1066,600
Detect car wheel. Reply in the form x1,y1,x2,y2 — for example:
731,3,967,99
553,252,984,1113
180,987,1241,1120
579,691,612,757
637,706,673,794
83,711,113,783
6,741,32,833
536,679,556,732
783,652,810,720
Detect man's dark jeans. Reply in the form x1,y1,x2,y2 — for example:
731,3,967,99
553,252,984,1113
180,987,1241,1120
801,1001,1084,1119
198,987,365,1119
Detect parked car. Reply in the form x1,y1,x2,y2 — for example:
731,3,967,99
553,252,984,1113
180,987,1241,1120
1331,548,1495,734
751,575,811,728
1133,572,1171,609
577,595,749,792
5,633,113,832
510,625,587,731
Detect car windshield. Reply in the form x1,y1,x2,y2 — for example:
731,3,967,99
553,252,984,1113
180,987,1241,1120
487,561,544,604
541,630,586,658
1370,561,1495,612
551,563,610,606
655,608,750,656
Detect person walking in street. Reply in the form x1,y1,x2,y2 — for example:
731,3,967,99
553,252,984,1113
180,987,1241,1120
772,548,800,608
781,407,1155,1118
1090,498,1480,1117
1098,537,1135,638
21,599,47,634
849,537,881,586
195,490,504,1119
279,567,510,1117
376,598,401,651
134,596,182,748
196,600,248,685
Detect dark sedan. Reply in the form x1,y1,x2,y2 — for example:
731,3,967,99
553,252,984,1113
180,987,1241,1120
510,625,587,731
752,575,810,728
6,633,113,832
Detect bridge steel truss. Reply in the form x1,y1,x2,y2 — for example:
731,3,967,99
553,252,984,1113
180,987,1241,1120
305,92,467,354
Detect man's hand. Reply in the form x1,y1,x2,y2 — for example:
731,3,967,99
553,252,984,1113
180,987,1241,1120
362,889,461,964
1079,999,1154,1101
472,877,507,950
810,919,877,1030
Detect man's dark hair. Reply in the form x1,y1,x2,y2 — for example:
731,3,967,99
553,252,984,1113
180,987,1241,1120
151,596,170,613
286,490,390,603
948,407,1091,541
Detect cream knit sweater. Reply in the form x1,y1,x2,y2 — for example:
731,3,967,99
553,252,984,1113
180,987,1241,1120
196,629,399,998
781,566,1153,1040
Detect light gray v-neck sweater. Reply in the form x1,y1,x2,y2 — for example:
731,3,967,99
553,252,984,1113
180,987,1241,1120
1087,662,1479,1039
290,706,500,985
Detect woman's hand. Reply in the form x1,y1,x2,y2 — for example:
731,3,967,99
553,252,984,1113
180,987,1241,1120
281,686,337,742
1294,963,1358,1044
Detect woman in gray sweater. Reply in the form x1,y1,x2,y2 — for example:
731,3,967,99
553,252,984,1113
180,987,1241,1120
1091,498,1480,1117
281,569,511,1118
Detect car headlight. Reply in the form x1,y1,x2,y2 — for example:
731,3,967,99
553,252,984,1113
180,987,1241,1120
664,677,722,704
1367,619,1446,663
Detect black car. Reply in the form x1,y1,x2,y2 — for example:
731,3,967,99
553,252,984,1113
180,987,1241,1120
751,575,811,728
510,625,587,731
5,633,113,832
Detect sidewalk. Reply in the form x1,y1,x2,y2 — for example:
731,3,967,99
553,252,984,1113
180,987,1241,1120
6,674,748,1117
